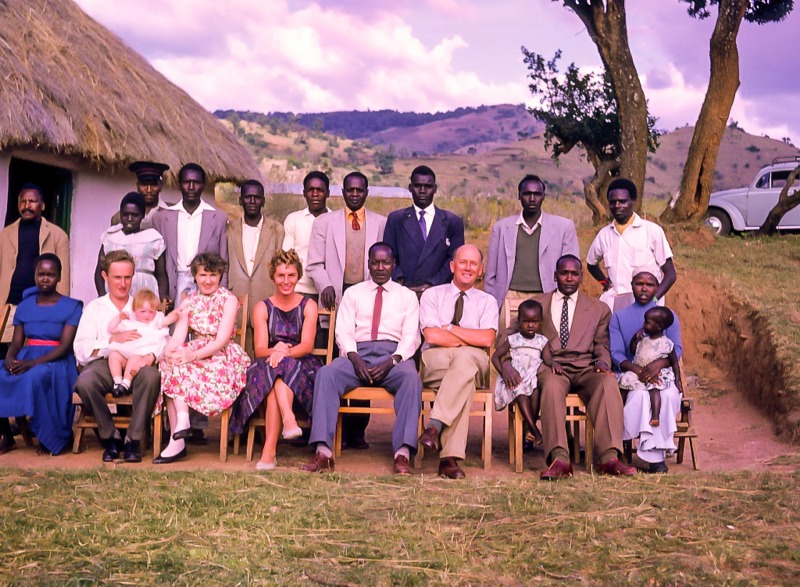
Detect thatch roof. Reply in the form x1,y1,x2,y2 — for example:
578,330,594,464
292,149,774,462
0,0,259,183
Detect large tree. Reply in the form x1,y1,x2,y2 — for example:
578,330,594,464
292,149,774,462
522,49,659,224
662,0,794,223
556,1,650,202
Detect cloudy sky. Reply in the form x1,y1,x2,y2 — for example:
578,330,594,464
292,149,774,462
76,0,799,142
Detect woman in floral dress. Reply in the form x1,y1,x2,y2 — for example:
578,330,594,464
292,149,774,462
229,249,322,471
154,253,249,464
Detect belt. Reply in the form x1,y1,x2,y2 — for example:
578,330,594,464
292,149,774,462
136,268,155,275
26,339,59,346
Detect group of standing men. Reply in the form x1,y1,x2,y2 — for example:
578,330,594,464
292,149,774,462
1,158,677,477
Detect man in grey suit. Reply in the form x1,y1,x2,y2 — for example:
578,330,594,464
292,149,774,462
151,162,228,443
485,174,579,319
152,163,229,308
305,171,387,449
306,171,387,311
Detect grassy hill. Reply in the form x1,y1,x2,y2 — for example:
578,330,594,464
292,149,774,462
215,106,800,219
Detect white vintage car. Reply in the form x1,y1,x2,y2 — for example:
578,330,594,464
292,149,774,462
705,156,800,235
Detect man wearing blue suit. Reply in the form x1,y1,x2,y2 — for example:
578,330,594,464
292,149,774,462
485,174,579,317
383,166,464,297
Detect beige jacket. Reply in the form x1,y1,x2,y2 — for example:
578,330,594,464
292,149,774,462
0,218,70,304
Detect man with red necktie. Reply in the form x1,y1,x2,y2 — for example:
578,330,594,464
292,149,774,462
301,243,421,475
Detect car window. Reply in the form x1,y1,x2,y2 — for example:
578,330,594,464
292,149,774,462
770,171,800,190
755,173,771,189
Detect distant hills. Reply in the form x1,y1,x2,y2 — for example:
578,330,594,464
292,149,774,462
214,105,799,202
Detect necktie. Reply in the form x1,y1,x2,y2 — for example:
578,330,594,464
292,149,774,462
350,212,361,231
418,210,427,240
452,291,466,327
559,295,570,349
371,285,384,340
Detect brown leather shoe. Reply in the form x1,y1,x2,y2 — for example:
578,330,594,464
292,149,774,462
540,459,574,481
418,427,440,452
393,455,412,475
597,458,637,476
301,451,335,473
438,457,465,479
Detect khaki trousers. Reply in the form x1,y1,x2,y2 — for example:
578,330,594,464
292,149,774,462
538,364,624,463
1,305,16,343
421,346,488,460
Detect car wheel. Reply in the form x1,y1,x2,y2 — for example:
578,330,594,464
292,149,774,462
705,209,732,236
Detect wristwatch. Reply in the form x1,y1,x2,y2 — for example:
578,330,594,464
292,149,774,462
391,355,400,366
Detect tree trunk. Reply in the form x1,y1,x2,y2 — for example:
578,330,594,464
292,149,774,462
565,0,649,210
756,165,800,235
584,153,617,224
662,0,748,223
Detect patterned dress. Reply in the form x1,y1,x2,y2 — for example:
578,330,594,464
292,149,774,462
618,335,675,392
158,287,249,416
229,297,322,434
494,332,548,411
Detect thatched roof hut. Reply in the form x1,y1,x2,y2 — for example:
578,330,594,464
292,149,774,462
0,0,259,183
0,0,261,302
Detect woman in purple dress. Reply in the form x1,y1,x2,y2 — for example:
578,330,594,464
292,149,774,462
230,249,322,470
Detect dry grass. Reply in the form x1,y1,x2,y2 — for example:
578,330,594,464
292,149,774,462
1,469,798,585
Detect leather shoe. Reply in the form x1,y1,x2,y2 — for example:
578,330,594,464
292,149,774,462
540,459,574,481
123,440,141,463
101,438,123,462
152,447,188,464
640,460,668,474
393,455,412,476
418,427,440,452
171,428,191,441
597,457,637,476
0,434,16,455
438,457,465,479
301,451,335,473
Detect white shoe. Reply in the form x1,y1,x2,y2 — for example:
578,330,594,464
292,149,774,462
282,426,303,440
256,460,277,471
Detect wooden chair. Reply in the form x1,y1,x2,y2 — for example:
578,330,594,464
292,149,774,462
244,308,337,462
152,294,248,462
329,307,495,470
0,304,10,338
502,297,594,473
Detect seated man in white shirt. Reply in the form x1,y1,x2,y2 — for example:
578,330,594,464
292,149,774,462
301,242,422,475
418,244,499,479
73,250,161,464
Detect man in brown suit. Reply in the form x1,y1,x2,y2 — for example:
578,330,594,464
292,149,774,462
227,179,285,357
535,254,636,480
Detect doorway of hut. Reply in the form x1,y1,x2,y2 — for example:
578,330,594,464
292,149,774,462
5,158,74,233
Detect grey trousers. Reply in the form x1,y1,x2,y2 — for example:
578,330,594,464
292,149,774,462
74,359,160,442
309,340,422,454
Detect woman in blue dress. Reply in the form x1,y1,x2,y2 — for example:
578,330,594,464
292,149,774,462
0,253,83,455
229,249,322,471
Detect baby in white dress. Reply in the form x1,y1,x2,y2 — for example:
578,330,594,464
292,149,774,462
103,289,182,397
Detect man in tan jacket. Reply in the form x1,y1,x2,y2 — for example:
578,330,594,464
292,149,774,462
1,184,70,343
227,179,284,357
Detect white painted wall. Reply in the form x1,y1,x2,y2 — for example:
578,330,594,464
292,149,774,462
0,149,210,304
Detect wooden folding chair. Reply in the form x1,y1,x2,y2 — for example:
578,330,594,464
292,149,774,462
244,308,337,462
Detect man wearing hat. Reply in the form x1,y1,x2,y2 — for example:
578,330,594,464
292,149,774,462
110,161,171,228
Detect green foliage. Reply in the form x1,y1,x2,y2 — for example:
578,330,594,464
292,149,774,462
746,145,761,153
374,145,396,175
681,0,794,24
522,48,660,164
